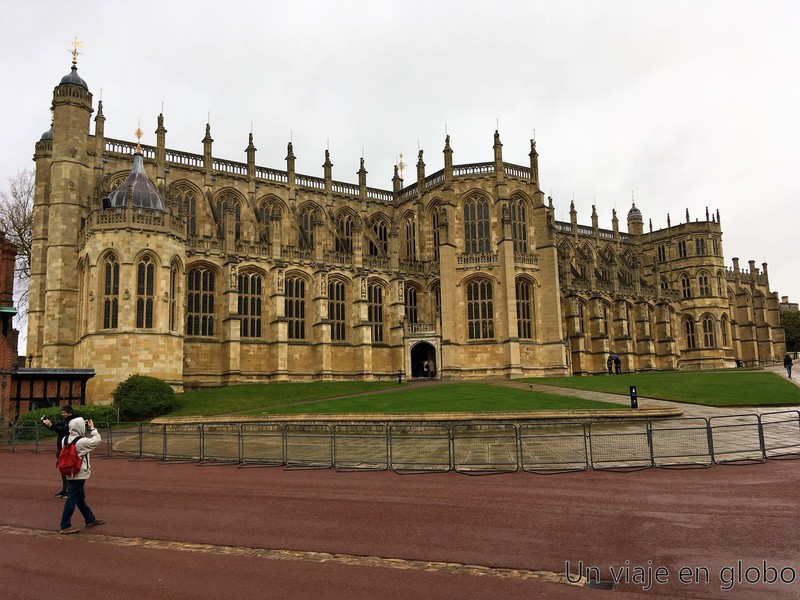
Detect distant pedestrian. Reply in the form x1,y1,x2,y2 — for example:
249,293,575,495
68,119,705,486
423,361,429,379
429,361,435,379
606,355,613,375
614,355,622,374
785,353,794,378
41,404,78,498
59,417,105,534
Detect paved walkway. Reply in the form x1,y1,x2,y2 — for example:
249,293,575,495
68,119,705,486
2,451,799,599
492,365,800,421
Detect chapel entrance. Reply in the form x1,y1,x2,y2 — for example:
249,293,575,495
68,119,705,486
410,341,437,379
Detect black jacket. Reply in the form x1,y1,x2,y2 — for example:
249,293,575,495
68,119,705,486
45,414,77,453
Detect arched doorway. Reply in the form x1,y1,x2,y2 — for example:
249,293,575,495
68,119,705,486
410,341,437,379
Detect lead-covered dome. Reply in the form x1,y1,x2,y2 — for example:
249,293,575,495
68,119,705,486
104,153,165,211
60,65,88,89
627,202,642,219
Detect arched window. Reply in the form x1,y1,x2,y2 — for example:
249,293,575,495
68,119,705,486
335,213,353,254
698,273,711,297
368,282,384,342
238,272,263,338
169,260,179,332
102,254,119,330
681,274,692,299
234,202,241,240
515,279,533,339
405,286,418,324
467,279,494,340
77,259,87,336
464,194,490,254
684,317,696,349
136,254,155,328
510,197,527,254
702,315,715,347
299,206,315,251
577,300,587,334
257,202,270,243
720,314,729,346
660,277,670,292
186,194,196,236
174,186,196,236
215,199,224,238
285,276,306,339
624,303,632,336
716,272,724,296
431,205,441,261
369,218,388,257
214,195,242,240
404,216,416,259
433,284,441,318
695,238,706,255
187,267,215,336
270,204,282,244
329,280,346,341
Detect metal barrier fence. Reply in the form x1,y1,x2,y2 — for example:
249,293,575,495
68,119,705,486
3,411,800,474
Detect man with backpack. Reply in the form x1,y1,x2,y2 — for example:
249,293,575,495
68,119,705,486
41,404,78,498
58,416,105,534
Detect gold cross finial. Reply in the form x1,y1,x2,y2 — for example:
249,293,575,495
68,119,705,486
70,38,83,66
135,120,143,153
398,153,406,179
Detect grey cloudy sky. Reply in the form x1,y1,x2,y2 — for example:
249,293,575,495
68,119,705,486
3,0,798,337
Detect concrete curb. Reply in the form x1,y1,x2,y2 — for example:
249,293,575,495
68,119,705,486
153,407,683,425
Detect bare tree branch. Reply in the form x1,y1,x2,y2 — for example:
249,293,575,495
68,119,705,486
0,169,34,321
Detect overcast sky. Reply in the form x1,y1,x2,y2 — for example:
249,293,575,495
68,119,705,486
3,0,798,348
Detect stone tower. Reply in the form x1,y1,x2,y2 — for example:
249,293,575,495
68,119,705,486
30,58,186,399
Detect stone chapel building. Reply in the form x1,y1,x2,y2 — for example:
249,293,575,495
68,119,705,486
28,60,787,401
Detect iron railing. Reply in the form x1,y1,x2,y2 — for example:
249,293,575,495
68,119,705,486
3,411,799,474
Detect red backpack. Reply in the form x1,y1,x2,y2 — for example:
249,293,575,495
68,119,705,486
57,439,83,477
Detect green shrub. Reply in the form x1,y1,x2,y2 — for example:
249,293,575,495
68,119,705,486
112,375,176,421
14,405,118,441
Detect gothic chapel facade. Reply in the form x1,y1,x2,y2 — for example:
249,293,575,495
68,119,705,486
29,61,787,401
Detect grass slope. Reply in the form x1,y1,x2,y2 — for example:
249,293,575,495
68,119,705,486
257,383,625,414
170,381,399,416
522,371,800,407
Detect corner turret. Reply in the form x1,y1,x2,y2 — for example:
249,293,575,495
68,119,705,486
627,197,643,236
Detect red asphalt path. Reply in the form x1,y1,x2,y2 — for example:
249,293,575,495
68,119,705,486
1,452,798,599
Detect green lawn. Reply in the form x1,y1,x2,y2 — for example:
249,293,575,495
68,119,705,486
170,381,399,416
169,381,626,417
521,371,800,407
256,383,625,415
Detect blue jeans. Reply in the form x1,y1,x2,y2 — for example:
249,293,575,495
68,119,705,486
60,478,97,529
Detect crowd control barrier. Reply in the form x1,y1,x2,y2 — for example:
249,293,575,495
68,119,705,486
4,411,800,475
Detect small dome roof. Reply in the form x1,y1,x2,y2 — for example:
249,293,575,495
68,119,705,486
60,65,88,89
627,202,642,219
104,153,165,211
40,126,53,141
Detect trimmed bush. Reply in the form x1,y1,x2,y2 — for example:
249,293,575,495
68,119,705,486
112,375,176,422
14,405,119,441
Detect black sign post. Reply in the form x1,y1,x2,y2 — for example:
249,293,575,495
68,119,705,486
629,385,638,409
